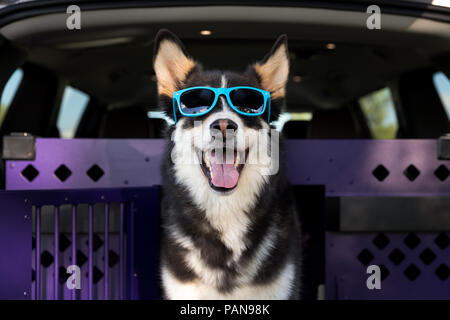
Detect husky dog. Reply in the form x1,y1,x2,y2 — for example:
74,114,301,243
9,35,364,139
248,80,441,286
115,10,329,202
153,29,301,300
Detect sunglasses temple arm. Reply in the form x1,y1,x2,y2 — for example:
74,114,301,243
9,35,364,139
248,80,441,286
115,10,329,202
172,98,178,124
268,99,271,123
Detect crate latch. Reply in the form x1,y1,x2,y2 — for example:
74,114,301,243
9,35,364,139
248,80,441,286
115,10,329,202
2,133,36,160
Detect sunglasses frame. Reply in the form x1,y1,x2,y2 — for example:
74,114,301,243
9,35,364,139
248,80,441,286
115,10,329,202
172,86,271,123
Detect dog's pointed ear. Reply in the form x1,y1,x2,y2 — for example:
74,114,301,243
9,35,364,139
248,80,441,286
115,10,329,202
253,35,289,100
153,29,196,97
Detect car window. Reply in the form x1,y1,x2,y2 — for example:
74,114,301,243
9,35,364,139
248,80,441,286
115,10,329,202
432,72,450,120
147,111,173,125
57,86,90,138
273,112,313,132
0,68,23,127
359,87,398,139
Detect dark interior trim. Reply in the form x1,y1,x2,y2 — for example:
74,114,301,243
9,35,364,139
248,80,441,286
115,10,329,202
0,63,59,137
327,196,450,231
0,0,449,30
398,67,450,139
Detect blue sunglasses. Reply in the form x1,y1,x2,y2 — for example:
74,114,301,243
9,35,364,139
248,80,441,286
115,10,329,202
172,86,271,123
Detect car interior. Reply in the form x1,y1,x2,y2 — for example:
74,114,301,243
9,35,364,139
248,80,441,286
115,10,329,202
0,1,449,301
0,4,449,142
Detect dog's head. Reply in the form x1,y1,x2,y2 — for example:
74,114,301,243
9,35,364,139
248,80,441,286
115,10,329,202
153,29,289,203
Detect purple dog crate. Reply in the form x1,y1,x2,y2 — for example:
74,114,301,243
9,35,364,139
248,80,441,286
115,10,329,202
0,186,160,300
1,138,449,299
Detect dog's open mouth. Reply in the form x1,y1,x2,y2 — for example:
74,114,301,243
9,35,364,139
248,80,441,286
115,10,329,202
198,148,248,192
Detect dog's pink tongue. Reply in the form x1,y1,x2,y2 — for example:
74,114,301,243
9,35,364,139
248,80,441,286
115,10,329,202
210,153,239,189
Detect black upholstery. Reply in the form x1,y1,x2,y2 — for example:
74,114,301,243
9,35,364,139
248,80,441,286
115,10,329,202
398,69,450,138
148,118,167,138
282,120,310,139
100,106,166,138
308,109,360,139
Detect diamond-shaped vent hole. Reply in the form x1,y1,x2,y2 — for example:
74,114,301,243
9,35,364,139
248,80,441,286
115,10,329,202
103,250,120,268
388,248,405,266
21,164,39,182
434,233,449,250
419,248,436,265
54,164,72,182
372,165,389,182
40,250,54,268
85,234,104,252
403,164,420,182
59,266,71,284
404,264,421,281
86,164,104,182
357,249,374,266
434,164,450,182
404,232,421,250
59,234,71,252
373,233,390,250
435,264,449,281
93,266,104,284
75,250,88,267
380,264,390,281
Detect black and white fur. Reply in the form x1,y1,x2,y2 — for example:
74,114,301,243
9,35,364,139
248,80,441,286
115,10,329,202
153,29,301,300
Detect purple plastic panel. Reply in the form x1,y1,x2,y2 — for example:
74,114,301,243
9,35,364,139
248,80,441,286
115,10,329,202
6,139,449,196
326,231,450,299
285,139,450,196
6,139,164,190
0,192,31,299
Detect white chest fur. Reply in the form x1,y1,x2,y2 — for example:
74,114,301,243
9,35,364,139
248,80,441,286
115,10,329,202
162,262,295,300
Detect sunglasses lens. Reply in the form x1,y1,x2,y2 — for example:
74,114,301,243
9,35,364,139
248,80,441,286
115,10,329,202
229,88,265,114
179,89,215,114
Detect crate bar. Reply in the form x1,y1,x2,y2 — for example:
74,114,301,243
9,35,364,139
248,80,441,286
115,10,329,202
71,205,77,300
6,187,156,207
104,203,109,300
88,204,93,300
53,206,59,300
119,202,124,300
35,206,41,300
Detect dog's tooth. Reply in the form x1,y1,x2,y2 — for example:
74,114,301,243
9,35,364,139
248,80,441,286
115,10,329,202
204,151,210,167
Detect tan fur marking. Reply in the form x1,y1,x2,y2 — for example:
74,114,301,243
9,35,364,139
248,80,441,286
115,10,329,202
154,40,195,97
254,45,289,100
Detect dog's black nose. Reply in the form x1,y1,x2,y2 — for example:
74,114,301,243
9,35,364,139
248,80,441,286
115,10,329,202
210,119,238,138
